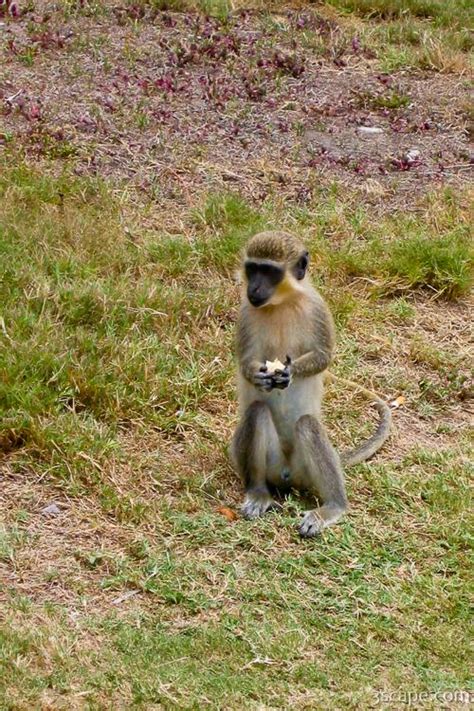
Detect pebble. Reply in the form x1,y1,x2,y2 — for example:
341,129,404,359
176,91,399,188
357,126,384,135
406,149,421,163
41,503,61,516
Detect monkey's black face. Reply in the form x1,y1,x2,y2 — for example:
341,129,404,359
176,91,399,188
245,259,284,307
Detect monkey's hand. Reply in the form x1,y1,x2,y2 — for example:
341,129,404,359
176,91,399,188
271,356,292,390
251,364,274,392
250,357,292,392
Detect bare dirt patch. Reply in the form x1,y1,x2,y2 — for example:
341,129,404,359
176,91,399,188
1,3,472,212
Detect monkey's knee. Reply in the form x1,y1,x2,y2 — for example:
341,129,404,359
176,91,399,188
294,414,330,460
295,414,323,438
246,399,272,422
232,401,270,452
232,399,279,490
294,414,347,507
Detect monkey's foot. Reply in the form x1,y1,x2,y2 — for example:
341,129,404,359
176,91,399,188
241,492,277,519
299,511,324,538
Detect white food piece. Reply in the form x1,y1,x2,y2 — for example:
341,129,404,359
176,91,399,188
265,359,286,374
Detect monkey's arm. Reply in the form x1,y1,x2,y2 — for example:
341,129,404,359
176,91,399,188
236,315,274,390
240,358,275,391
291,348,332,378
291,299,335,378
237,328,265,383
240,357,262,380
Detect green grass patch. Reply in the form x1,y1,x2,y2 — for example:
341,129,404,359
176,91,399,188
326,216,473,299
0,166,274,493
325,0,473,27
2,444,472,708
326,0,473,73
385,229,473,297
0,165,470,493
1,158,472,708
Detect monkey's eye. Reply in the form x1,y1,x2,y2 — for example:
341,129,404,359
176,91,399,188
258,263,282,280
244,262,258,280
244,261,283,284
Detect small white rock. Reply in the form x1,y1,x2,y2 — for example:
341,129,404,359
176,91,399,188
41,503,61,516
357,126,383,135
406,149,421,163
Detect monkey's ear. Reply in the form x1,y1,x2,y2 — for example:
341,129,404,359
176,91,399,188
294,252,309,280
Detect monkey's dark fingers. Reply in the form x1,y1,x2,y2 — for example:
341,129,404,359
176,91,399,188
253,372,272,383
284,355,292,366
271,373,291,390
252,373,274,391
272,372,290,382
274,366,291,378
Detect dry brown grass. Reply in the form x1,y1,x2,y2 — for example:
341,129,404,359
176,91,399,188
1,2,473,708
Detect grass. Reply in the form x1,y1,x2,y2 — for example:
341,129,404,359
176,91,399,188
325,0,473,26
1,1,473,706
0,168,254,486
324,0,473,73
1,156,472,708
45,0,473,75
328,220,473,299
0,165,470,475
187,0,474,74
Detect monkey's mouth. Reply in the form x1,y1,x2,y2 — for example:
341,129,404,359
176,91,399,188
248,295,269,307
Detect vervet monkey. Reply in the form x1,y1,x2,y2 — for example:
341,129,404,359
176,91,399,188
231,231,391,537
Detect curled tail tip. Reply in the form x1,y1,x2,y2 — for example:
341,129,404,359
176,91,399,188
342,401,392,468
373,399,392,417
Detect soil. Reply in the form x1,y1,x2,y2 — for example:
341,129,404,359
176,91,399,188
1,3,473,212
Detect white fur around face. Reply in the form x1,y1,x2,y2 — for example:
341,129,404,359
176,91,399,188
265,274,306,306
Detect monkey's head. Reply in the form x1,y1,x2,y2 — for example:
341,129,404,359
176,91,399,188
243,231,309,308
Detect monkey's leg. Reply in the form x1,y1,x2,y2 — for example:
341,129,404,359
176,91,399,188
292,415,348,538
231,401,283,519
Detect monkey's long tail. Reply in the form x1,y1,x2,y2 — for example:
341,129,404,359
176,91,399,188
325,372,392,467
